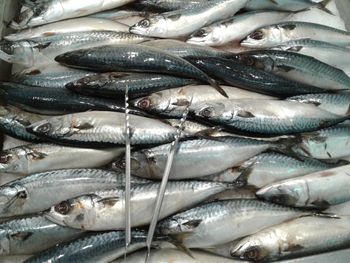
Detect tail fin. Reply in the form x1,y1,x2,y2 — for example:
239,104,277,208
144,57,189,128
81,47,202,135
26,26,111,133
271,136,304,161
318,0,334,15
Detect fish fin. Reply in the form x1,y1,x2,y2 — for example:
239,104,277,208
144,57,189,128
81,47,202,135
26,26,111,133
209,79,228,98
268,0,278,4
33,41,51,51
172,99,191,107
312,212,340,219
109,72,131,79
28,150,48,160
281,24,296,30
0,50,13,63
318,0,334,15
237,110,255,118
182,219,202,229
97,197,120,207
234,164,255,187
310,199,331,209
284,244,304,252
193,126,223,137
25,69,41,75
286,46,303,52
167,14,181,21
42,32,56,37
73,122,94,130
11,231,33,241
276,65,294,72
169,237,195,259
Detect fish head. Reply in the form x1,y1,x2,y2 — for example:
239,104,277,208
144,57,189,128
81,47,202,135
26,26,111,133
241,26,278,48
230,236,271,261
46,195,95,229
0,184,27,214
130,15,169,37
256,182,302,206
192,101,227,121
0,149,22,174
187,26,217,46
235,53,273,71
26,117,72,139
132,92,179,114
157,215,201,236
26,3,63,27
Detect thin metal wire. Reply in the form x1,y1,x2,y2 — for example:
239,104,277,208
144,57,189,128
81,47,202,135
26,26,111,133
144,98,192,263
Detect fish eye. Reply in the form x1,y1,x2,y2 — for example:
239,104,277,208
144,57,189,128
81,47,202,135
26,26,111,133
17,191,27,199
139,19,150,28
54,201,71,215
193,29,207,37
244,247,260,260
137,98,151,109
0,154,12,164
37,123,52,134
250,30,264,40
199,107,214,117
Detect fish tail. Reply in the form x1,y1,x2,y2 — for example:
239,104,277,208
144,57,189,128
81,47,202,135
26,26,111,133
208,78,229,98
318,0,334,15
272,136,304,161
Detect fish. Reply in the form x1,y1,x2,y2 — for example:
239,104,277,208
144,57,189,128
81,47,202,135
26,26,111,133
272,39,350,75
186,57,324,97
11,0,136,28
0,31,151,66
24,230,162,263
5,17,129,41
292,122,350,159
137,0,212,11
156,199,307,248
45,180,228,230
112,137,294,180
241,22,350,48
54,44,226,97
288,93,350,116
191,99,347,136
231,215,350,262
0,82,145,116
235,50,350,91
26,111,181,147
0,105,48,142
0,143,124,175
130,0,249,38
257,164,350,208
132,85,275,117
141,39,233,58
66,72,199,99
112,248,244,263
89,8,149,21
0,169,127,218
187,10,292,46
201,152,342,188
0,215,83,255
11,64,96,89
244,0,332,13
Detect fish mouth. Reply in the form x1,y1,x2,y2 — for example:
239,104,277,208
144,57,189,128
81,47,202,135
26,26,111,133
186,38,206,46
129,26,147,36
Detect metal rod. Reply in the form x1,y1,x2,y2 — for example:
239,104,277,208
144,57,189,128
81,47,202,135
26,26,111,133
144,99,192,263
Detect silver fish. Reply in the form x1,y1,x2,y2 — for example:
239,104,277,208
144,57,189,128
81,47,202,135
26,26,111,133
201,152,340,188
293,122,350,159
132,85,274,117
12,0,136,28
231,216,350,261
235,50,350,91
45,180,228,230
0,215,83,255
0,143,124,175
191,99,347,136
241,22,350,48
5,17,129,41
257,164,350,208
112,137,278,180
137,0,211,11
157,199,306,248
26,111,180,147
288,93,350,116
130,0,249,38
0,169,127,218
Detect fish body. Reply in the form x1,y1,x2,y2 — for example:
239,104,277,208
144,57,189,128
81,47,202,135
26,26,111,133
27,111,179,147
66,72,199,99
202,152,340,188
132,85,275,117
293,122,350,159
0,82,143,115
24,231,152,263
157,199,306,247
46,181,228,230
257,164,350,208
231,216,350,261
0,215,83,255
186,57,324,97
113,137,274,179
288,93,350,116
0,169,124,217
0,143,124,175
137,0,211,11
191,99,346,135
130,0,249,38
12,0,136,28
235,50,350,91
244,0,332,12
241,22,350,48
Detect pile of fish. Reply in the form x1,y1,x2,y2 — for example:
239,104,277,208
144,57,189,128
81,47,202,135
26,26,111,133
0,0,350,262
